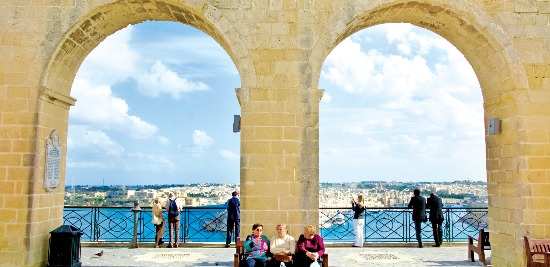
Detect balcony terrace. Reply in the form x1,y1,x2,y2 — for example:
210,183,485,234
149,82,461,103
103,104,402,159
80,245,489,266
64,206,490,266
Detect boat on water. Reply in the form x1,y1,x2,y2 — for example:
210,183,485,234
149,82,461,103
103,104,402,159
319,213,333,229
457,212,488,229
202,211,227,232
330,212,346,225
368,209,381,213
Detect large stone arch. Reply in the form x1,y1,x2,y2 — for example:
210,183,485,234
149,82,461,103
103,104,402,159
23,1,249,266
309,1,529,266
42,0,252,94
2,1,549,266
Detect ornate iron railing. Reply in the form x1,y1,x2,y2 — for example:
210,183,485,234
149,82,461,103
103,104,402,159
319,207,488,243
63,206,487,243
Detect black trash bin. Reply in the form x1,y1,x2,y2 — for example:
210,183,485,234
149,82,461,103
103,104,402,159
47,225,83,267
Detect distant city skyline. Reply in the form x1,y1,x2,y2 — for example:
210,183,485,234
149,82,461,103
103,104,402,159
66,22,486,185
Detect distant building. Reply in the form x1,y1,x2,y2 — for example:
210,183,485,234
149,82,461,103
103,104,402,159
126,190,136,198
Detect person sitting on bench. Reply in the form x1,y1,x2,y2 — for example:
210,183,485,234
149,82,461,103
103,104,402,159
294,225,325,267
244,223,270,267
269,223,295,267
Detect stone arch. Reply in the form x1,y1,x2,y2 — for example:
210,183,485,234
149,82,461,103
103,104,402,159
29,1,249,266
41,0,253,96
309,1,528,266
311,1,527,99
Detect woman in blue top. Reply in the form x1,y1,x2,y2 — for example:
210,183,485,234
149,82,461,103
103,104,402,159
244,223,270,267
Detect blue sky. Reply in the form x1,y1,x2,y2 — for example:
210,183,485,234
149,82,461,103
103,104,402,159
67,22,485,185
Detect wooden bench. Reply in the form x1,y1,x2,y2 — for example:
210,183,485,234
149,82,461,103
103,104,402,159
234,237,328,267
468,228,490,266
524,236,550,267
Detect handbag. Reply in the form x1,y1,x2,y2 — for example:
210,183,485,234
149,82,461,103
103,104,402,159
274,253,292,262
152,214,162,225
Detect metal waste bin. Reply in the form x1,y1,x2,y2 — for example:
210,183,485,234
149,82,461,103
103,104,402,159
47,225,83,267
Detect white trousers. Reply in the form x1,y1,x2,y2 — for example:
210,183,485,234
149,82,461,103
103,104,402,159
353,218,364,247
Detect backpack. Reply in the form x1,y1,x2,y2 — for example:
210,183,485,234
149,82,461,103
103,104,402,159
168,199,179,218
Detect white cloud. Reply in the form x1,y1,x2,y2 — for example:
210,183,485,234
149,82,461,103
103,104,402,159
77,25,210,101
78,26,139,84
158,136,171,145
193,130,214,147
66,161,112,169
67,126,124,156
136,60,209,99
319,23,485,181
323,40,376,94
126,153,177,172
219,149,238,160
321,91,332,103
321,137,392,166
342,119,392,135
70,78,158,140
177,130,215,158
322,24,482,134
139,33,238,76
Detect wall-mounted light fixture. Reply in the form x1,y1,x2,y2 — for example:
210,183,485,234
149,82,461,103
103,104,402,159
233,115,241,133
488,118,501,135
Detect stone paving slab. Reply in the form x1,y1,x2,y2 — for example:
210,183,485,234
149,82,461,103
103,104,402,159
80,245,490,267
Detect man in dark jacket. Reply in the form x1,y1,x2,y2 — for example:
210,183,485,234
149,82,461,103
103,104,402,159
408,188,427,248
427,192,444,247
225,191,240,247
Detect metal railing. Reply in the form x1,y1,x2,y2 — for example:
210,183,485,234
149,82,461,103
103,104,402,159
319,207,488,243
63,206,487,243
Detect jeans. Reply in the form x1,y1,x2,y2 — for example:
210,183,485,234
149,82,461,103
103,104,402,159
246,257,266,267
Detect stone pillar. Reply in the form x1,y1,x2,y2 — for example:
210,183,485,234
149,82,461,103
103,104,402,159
0,85,75,266
237,77,324,237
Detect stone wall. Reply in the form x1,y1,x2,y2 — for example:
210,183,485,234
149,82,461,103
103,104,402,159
1,0,549,266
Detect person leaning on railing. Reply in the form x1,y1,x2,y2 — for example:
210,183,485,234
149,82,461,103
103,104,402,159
269,223,295,266
408,188,427,248
165,192,182,248
151,197,165,248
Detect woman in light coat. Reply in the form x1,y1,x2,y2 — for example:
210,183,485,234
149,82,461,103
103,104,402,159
152,197,165,247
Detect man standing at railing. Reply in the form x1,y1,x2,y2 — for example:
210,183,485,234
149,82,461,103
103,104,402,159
165,192,182,248
408,188,427,248
225,191,240,248
427,192,444,247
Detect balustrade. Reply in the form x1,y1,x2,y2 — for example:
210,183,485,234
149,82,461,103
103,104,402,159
63,206,488,243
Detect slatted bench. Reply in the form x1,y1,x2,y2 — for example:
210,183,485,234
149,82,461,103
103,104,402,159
468,228,490,266
234,237,328,267
524,236,550,267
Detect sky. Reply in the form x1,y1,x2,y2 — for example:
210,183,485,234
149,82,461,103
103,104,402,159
66,22,486,186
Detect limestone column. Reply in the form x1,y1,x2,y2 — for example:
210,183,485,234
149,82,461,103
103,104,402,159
237,79,324,237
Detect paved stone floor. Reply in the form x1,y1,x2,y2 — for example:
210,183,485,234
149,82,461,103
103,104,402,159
80,243,490,267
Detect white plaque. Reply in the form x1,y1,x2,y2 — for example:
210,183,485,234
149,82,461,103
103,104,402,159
45,129,61,191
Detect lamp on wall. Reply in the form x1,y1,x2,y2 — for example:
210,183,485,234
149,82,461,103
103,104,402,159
233,115,241,133
488,118,501,135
